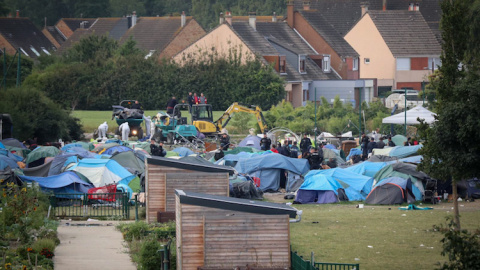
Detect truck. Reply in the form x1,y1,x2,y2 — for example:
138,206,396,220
112,100,144,139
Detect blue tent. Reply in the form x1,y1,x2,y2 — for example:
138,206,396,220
346,148,362,161
172,147,195,157
366,177,416,205
62,143,89,151
398,155,423,164
0,148,23,162
218,151,269,167
19,171,94,195
344,161,388,177
295,174,345,204
0,142,4,149
102,145,132,155
389,145,423,158
311,168,374,200
0,154,19,170
238,135,261,150
235,153,309,191
70,159,136,188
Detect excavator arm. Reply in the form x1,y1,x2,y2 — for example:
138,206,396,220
214,103,268,133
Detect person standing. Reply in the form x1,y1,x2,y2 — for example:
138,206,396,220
143,116,152,139
260,133,271,151
300,134,312,154
194,93,199,104
376,137,386,149
97,121,108,139
131,100,142,110
367,137,376,154
119,122,130,141
220,133,230,151
290,141,299,158
307,147,323,170
187,92,194,112
361,133,369,160
166,96,178,115
199,93,207,104
388,136,396,147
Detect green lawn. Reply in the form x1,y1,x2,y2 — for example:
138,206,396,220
72,110,226,134
288,202,480,270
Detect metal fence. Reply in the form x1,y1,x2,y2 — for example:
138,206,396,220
49,192,130,219
291,249,359,270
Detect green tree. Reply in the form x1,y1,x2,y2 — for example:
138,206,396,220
418,0,480,230
0,53,33,89
109,0,145,17
74,0,111,18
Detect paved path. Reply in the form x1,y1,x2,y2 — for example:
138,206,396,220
54,220,136,270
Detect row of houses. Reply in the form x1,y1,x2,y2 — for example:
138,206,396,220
0,0,442,108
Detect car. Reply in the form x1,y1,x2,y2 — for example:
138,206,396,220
392,89,419,94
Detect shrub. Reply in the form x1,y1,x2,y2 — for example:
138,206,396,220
139,238,163,270
119,221,149,242
32,238,56,253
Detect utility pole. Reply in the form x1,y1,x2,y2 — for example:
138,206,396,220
359,88,362,135
16,48,21,87
314,88,317,146
404,87,407,136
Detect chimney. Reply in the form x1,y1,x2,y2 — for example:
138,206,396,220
272,12,277,22
248,12,256,30
287,0,294,28
219,12,225,24
408,3,414,11
225,11,232,25
181,11,186,27
16,10,20,18
383,0,387,11
132,11,137,27
361,3,369,16
303,1,310,10
414,3,420,11
127,15,132,28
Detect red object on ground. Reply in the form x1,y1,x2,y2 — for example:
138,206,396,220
88,184,118,201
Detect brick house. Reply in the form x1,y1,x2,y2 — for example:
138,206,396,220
344,10,441,93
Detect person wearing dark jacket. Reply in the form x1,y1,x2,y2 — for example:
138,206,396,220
150,139,166,157
131,100,142,110
276,142,285,156
307,148,323,170
290,141,299,158
376,137,386,149
260,134,271,151
367,137,376,154
300,134,312,154
220,133,230,151
361,133,369,160
166,97,178,114
187,92,194,112
388,137,396,147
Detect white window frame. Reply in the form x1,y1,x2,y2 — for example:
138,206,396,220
299,54,307,74
353,57,359,70
41,47,51,55
396,57,411,70
322,55,331,72
364,58,370,64
19,47,29,57
428,57,441,71
30,46,40,57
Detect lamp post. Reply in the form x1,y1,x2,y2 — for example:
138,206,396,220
314,87,317,146
404,87,407,136
421,80,425,105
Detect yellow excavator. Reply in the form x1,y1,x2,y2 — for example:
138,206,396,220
192,102,268,135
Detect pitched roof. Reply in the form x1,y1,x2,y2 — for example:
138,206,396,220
0,18,55,58
60,18,97,32
44,26,66,46
55,29,88,55
231,21,340,81
146,156,235,175
231,16,285,22
176,189,298,218
293,0,441,40
367,10,441,56
120,17,193,52
298,10,358,57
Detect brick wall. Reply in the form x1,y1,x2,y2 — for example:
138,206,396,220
397,82,422,90
410,57,428,70
159,19,206,59
55,20,74,38
0,35,15,55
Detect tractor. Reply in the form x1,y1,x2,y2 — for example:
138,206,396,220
112,100,144,139
152,104,198,145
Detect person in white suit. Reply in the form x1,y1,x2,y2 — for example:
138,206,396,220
98,121,108,139
119,122,130,141
143,115,152,139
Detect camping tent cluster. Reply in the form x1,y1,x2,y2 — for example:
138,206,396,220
1,131,434,205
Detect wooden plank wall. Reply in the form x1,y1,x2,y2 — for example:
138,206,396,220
176,202,290,270
146,162,229,223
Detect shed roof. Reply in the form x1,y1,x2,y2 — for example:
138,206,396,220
0,18,55,58
146,156,235,174
367,10,441,56
298,10,358,57
176,189,298,218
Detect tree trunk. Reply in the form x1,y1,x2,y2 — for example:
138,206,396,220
452,180,461,230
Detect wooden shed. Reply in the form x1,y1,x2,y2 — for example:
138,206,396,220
145,157,234,223
175,189,299,270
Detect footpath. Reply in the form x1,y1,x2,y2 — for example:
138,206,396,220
54,220,136,270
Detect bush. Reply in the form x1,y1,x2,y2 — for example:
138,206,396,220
32,238,56,253
118,221,149,242
139,238,163,270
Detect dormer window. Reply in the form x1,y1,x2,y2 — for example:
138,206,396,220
322,55,330,72
299,54,306,74
279,56,287,74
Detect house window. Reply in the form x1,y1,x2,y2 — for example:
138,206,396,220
353,57,359,70
41,47,51,55
279,56,287,74
364,58,370,64
396,57,411,70
299,55,306,74
428,57,441,71
322,55,330,72
19,47,29,57
30,46,40,57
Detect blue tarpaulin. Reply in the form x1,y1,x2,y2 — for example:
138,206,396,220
238,135,261,150
344,161,388,177
0,155,18,170
311,168,374,198
102,145,132,155
19,171,94,194
172,147,195,157
346,148,362,161
389,145,423,158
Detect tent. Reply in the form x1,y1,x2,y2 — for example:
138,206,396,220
382,105,437,125
373,164,426,200
0,169,23,186
172,147,195,157
391,135,407,147
61,142,90,151
102,145,132,155
111,151,145,174
224,147,261,155
93,143,120,153
19,171,94,195
238,135,261,150
0,138,26,149
71,159,136,188
312,168,374,199
365,177,415,205
322,148,346,166
0,154,19,170
22,160,52,177
344,161,388,177
25,146,60,167
48,150,97,176
294,174,348,204
235,153,309,192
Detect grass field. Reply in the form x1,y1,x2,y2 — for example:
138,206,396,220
286,201,480,270
72,110,226,134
